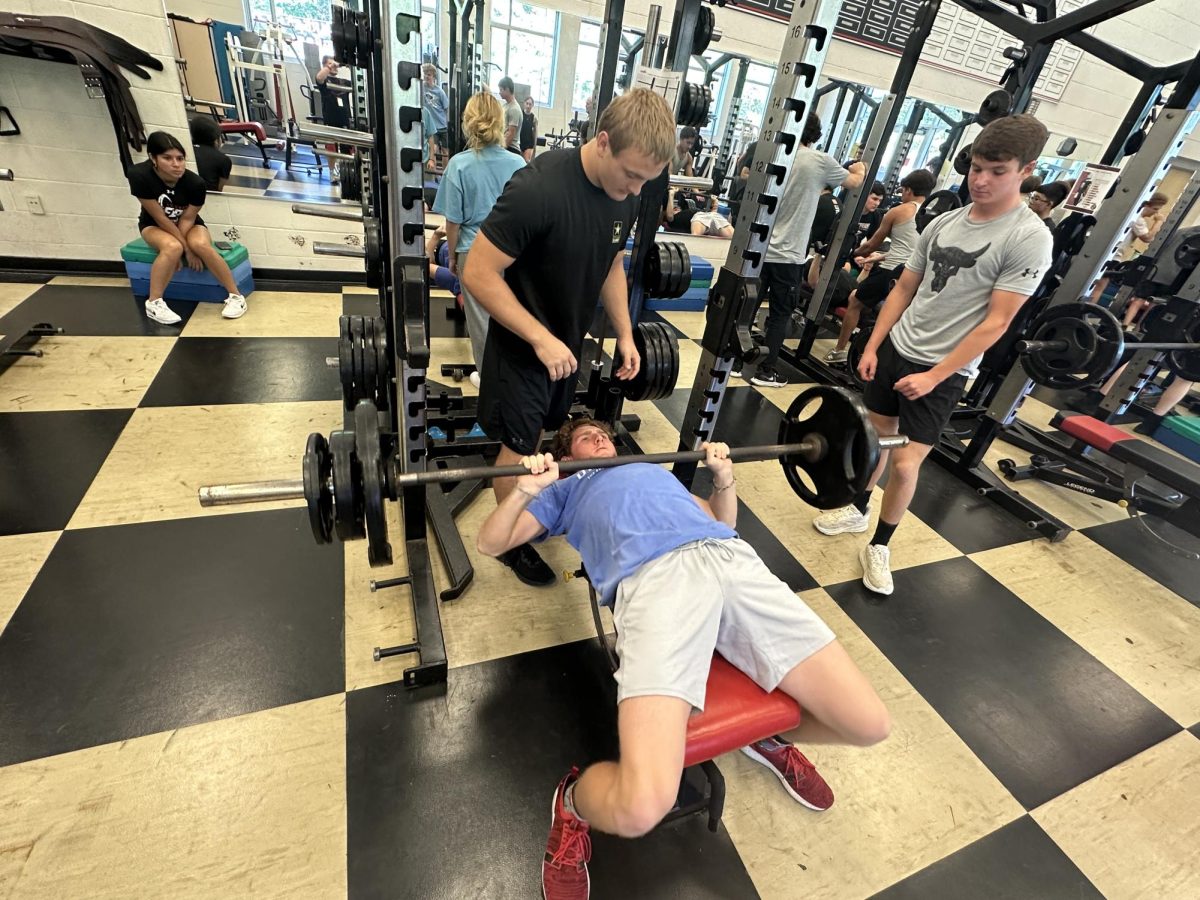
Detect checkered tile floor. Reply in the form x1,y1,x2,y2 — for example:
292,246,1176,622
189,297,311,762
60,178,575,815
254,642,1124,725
221,140,345,203
1,276,1198,899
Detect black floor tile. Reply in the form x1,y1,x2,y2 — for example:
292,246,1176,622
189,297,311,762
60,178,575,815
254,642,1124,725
430,293,467,338
655,385,784,447
826,556,1179,810
0,509,344,767
0,409,132,535
906,459,1039,554
1190,723,1199,739
139,337,341,406
346,640,760,900
0,284,197,337
1081,517,1200,609
873,816,1102,900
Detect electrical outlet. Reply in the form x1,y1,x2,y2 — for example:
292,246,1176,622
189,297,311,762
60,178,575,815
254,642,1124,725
24,195,44,215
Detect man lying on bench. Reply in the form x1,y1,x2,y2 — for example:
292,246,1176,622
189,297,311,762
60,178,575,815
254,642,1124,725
477,417,891,900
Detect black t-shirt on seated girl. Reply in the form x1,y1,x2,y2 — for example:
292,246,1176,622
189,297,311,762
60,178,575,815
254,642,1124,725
127,160,207,232
479,147,638,366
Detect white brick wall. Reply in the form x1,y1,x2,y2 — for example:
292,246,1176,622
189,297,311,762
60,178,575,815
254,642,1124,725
0,0,362,271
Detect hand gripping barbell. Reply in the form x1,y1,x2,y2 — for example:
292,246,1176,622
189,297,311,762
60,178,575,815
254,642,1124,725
197,387,909,564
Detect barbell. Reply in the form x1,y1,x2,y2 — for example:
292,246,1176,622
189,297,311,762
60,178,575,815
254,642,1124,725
1016,302,1200,388
197,386,909,565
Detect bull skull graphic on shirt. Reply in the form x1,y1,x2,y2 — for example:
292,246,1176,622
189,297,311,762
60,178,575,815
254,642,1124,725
928,234,990,292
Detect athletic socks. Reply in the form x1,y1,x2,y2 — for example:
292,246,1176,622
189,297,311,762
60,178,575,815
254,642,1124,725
853,491,871,515
563,781,580,818
871,519,898,547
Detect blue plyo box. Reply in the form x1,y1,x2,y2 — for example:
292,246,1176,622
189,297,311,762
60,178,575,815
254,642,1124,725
127,258,255,302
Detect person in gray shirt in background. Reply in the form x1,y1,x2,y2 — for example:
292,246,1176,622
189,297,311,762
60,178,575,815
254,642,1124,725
812,114,1053,596
499,76,523,154
747,113,865,387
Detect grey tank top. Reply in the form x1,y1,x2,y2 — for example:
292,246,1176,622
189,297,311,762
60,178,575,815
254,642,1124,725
883,202,920,269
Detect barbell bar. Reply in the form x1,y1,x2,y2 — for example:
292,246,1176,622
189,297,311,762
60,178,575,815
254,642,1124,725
197,435,908,508
1017,338,1200,354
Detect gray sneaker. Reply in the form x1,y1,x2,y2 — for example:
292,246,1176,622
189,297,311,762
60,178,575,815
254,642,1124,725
860,543,894,595
824,348,849,364
813,505,870,535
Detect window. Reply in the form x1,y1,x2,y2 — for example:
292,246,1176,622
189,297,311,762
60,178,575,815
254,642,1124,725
739,63,776,134
421,0,440,67
572,21,601,114
246,0,333,60
490,0,559,105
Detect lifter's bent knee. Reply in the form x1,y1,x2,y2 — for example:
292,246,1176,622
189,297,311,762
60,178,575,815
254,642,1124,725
610,784,677,838
889,455,924,484
157,238,185,259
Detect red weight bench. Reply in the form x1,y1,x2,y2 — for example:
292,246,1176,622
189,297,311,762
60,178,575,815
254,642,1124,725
1000,411,1200,546
219,121,271,168
582,572,802,831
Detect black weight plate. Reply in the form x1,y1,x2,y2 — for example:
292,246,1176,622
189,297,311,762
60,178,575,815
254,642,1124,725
618,322,651,401
354,400,393,567
659,322,680,397
661,242,680,300
694,6,715,54
646,322,676,400
674,242,693,297
648,241,667,297
349,315,365,405
1167,313,1200,382
362,316,377,403
780,386,880,510
330,429,365,541
373,316,390,407
303,432,334,544
338,315,354,406
641,321,665,400
1022,302,1124,388
915,190,962,233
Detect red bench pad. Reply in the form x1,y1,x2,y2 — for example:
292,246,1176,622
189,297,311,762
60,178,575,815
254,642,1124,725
1053,412,1136,453
220,121,268,143
684,655,801,768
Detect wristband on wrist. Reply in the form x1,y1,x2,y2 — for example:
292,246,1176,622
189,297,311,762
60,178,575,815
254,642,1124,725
712,478,736,494
516,485,541,500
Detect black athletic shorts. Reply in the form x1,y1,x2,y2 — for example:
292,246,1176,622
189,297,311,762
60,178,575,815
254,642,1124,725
855,264,902,308
477,334,578,455
862,336,968,446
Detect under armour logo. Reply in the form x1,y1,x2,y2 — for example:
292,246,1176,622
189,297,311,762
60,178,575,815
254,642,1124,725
1021,267,1039,277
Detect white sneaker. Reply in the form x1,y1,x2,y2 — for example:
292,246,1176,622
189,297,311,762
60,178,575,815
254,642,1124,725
859,543,894,595
145,297,182,325
222,293,247,319
812,504,869,535
824,349,849,364
468,370,481,389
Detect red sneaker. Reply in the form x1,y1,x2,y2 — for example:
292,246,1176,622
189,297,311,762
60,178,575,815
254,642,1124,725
542,768,592,900
741,737,834,811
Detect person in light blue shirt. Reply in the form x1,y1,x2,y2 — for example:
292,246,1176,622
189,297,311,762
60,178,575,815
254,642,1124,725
432,90,526,377
476,416,889,898
422,64,449,162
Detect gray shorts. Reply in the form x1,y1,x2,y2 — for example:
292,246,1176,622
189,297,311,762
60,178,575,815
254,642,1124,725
611,538,836,710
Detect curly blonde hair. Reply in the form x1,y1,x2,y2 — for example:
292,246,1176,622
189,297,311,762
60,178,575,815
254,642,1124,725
462,91,505,150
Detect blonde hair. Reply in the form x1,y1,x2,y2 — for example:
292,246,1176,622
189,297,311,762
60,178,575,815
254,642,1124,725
595,89,676,163
462,91,505,150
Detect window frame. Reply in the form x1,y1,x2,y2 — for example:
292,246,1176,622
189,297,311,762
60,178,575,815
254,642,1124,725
489,2,561,106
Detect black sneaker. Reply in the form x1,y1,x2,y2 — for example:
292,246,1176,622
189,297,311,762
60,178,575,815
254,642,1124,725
499,543,557,587
751,368,788,388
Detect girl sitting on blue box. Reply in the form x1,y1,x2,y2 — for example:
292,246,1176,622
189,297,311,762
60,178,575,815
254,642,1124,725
127,131,248,325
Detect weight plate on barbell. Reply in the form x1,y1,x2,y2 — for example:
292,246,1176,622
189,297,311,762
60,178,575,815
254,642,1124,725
694,6,715,54
673,242,692,297
643,321,666,400
1021,302,1124,389
354,400,393,567
338,316,355,406
648,321,679,399
780,386,881,510
303,431,334,545
661,242,681,299
330,429,365,541
644,241,664,298
1167,314,1200,382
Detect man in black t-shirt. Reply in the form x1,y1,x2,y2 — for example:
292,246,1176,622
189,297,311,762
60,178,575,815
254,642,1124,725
463,88,677,587
189,117,233,191
315,56,350,129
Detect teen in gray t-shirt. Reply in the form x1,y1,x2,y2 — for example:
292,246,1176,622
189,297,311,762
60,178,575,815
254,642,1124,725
505,99,523,152
765,147,849,264
891,203,1052,376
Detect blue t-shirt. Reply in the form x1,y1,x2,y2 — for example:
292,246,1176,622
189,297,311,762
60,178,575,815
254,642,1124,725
526,463,737,606
433,242,460,294
432,145,526,254
424,84,449,131
422,104,436,166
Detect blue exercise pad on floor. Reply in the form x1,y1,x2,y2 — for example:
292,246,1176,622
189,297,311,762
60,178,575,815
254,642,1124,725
127,259,255,302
